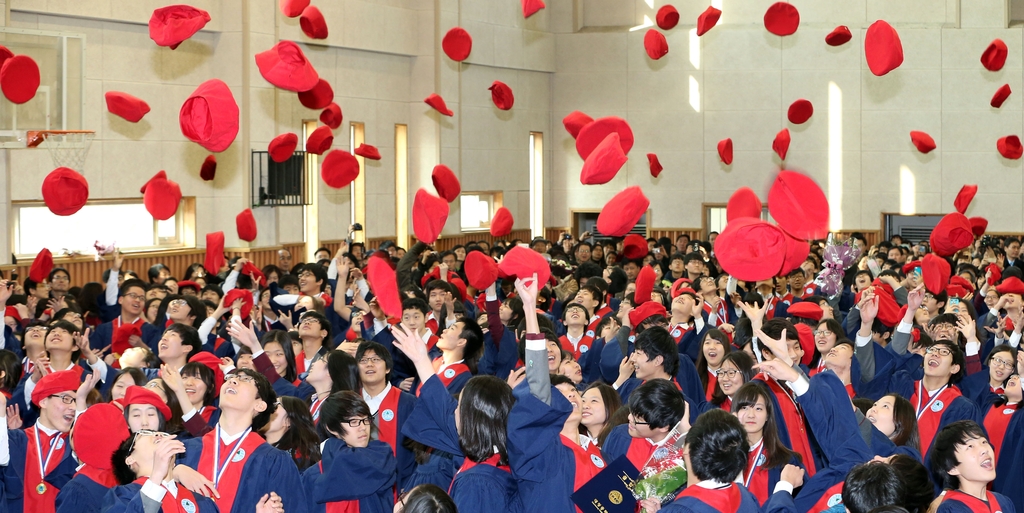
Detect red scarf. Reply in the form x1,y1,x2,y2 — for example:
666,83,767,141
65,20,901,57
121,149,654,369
450,454,509,494
311,395,326,424
984,404,1017,465
705,372,718,402
197,429,264,513
669,323,693,344
808,480,845,513
199,406,217,424
375,386,402,456
744,439,769,504
624,437,656,471
910,381,962,453
943,490,1003,513
676,483,744,511
76,464,119,489
132,478,201,513
321,460,360,513
433,360,470,389
757,374,816,476
559,334,594,361
24,426,67,513
562,434,604,497
586,307,612,334
765,296,777,320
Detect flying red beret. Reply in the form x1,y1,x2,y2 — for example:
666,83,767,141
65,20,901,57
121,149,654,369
189,352,225,397
321,150,360,189
596,186,649,237
580,133,628,185
522,0,545,18
236,208,257,242
623,234,648,260
269,132,299,163
180,79,239,152
123,386,172,420
948,275,975,294
922,253,950,295
998,135,1023,159
148,5,210,50
298,79,334,109
143,172,182,221
42,167,89,216
280,0,309,17
902,261,921,275
656,5,679,30
768,170,829,240
74,403,129,470
111,322,142,356
29,249,53,283
412,189,449,244
490,207,514,237
442,27,473,61
781,233,810,275
696,6,722,36
764,2,799,36
366,253,401,318
992,84,1012,108
981,39,1008,72
255,41,319,92
874,290,901,328
718,138,734,165
910,131,936,154
715,218,787,281
200,155,217,181
648,153,663,178
425,93,454,116
970,217,988,237
0,45,12,68
205,232,225,273
629,301,667,329
241,262,266,289
299,5,328,39
864,20,903,76
1,55,40,104
354,143,381,160
320,103,343,129
954,184,977,214
139,170,166,195
997,277,1024,295
464,251,499,290
105,92,151,123
773,128,791,161
825,26,852,46
31,370,81,408
576,116,634,160
787,99,813,124
177,280,201,293
987,263,1002,286
727,187,763,221
787,301,823,322
498,246,551,287
432,165,461,202
563,111,593,140
634,265,655,305
224,288,254,319
644,29,669,60
489,81,514,110
929,213,973,257
306,125,334,155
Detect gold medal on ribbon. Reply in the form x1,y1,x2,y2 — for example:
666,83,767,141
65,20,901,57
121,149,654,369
36,482,46,494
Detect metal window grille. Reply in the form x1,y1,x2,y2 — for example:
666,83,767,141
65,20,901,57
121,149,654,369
251,150,310,207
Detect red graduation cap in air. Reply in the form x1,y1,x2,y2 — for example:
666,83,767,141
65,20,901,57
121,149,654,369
498,246,551,287
29,248,53,283
992,84,1012,108
922,253,951,295
200,155,217,181
367,253,402,318
148,5,211,49
981,39,1008,71
910,131,936,154
432,165,461,202
562,111,593,139
42,167,89,216
929,212,973,257
764,2,800,36
787,99,813,124
696,6,721,36
412,189,449,244
718,138,734,165
768,170,829,240
298,79,334,109
306,125,334,155
576,117,634,159
727,187,762,221
442,27,473,61
580,133,628,185
998,135,1023,159
773,128,791,161
622,234,648,260
597,186,649,237
490,207,514,237
354,144,381,160
143,171,182,221
864,20,904,76
321,150,360,189
105,92,151,123
280,0,310,17
648,153,663,178
300,5,329,39
489,81,514,110
236,208,257,242
953,184,977,214
715,218,788,282
321,103,343,129
656,5,679,30
255,41,320,92
1,55,40,104
465,251,499,290
269,133,299,163
644,29,669,60
179,79,239,152
425,93,454,116
205,232,225,273
521,0,545,18
825,26,852,46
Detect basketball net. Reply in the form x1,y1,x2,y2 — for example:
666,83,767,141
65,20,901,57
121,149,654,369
27,131,95,173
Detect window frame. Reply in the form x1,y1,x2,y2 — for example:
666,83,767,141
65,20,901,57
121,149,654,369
458,191,504,233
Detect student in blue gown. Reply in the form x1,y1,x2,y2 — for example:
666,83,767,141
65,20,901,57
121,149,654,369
394,484,456,513
932,420,1016,513
477,282,520,380
959,344,1015,409
354,341,416,491
730,382,804,506
54,404,130,513
601,377,688,472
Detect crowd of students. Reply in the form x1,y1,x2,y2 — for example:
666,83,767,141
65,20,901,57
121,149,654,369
0,229,1021,513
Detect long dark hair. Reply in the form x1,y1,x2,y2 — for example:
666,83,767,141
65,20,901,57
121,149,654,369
884,393,921,453
400,484,457,513
731,382,800,469
104,367,147,402
711,351,754,407
317,391,373,441
457,376,514,465
76,282,104,317
326,351,361,393
261,330,298,383
809,318,846,368
581,382,623,446
270,396,322,471
503,296,525,329
181,362,217,408
0,350,21,393
696,329,731,391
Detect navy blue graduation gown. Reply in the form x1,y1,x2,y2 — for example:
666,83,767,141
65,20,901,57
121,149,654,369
4,428,77,513
371,327,441,389
89,321,161,353
993,408,1024,513
936,491,1016,513
600,335,632,384
506,381,578,513
99,482,219,513
379,387,417,492
401,450,456,493
55,474,110,513
959,370,999,410
578,337,606,384
301,438,394,513
477,328,518,380
659,484,762,513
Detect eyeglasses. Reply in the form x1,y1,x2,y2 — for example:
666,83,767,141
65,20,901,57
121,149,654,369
298,318,321,328
628,413,649,426
123,293,145,301
925,346,953,357
169,299,187,307
48,394,75,405
345,417,372,428
992,357,1015,369
813,330,833,337
359,357,384,365
50,275,69,282
719,369,741,378
298,271,315,279
25,327,47,336
128,429,172,453
228,373,256,385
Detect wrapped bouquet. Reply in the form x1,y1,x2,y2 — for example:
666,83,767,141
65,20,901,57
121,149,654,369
632,421,688,505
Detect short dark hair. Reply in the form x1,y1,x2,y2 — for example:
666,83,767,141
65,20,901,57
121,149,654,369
684,409,748,483
278,274,300,291
48,267,70,282
120,279,148,297
627,379,686,430
317,390,373,441
147,264,168,282
633,327,679,377
842,462,905,513
402,297,430,316
561,302,590,322
931,339,966,384
400,484,458,513
164,323,202,360
201,284,223,299
930,420,988,491
299,311,333,346
233,368,275,431
356,341,392,380
300,264,328,292
0,350,22,391
112,434,140,485
888,454,934,513
458,375,514,465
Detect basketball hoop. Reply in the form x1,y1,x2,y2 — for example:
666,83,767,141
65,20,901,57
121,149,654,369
25,130,95,172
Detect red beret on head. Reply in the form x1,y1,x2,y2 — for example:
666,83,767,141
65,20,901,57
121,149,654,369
787,99,813,124
241,262,266,288
305,125,334,155
991,84,1012,108
205,232,225,273
997,276,1024,295
280,0,309,17
998,135,1023,159
910,131,936,154
656,5,679,30
981,39,1008,72
622,234,648,260
522,0,545,18
596,186,649,237
320,103,343,129
629,301,667,329
299,5,328,39
29,249,53,284
874,291,900,328
4,306,21,323
321,150,360,189
412,189,449,244
236,208,257,242
970,217,988,237
489,207,514,237
298,79,334,110
670,280,697,300
780,233,809,275
464,251,499,290
74,403,129,470
149,5,210,49
764,2,800,36
644,29,669,60
224,288,254,319
442,27,473,62
727,187,763,221
714,218,787,281
948,275,975,294
696,6,722,36
431,165,461,202
647,153,663,178
180,79,239,153
773,128,791,161
424,93,454,116
123,386,172,420
42,167,89,216
864,20,904,76
498,246,551,288
787,301,823,322
143,172,182,221
987,263,1002,286
954,184,977,214
576,117,634,160
825,26,852,46
200,155,217,181
929,213,973,257
367,253,402,318
634,265,655,305
31,369,80,407
489,81,514,110
189,352,225,397
580,133,628,185
1,55,40,104
269,133,299,163
921,253,951,295
255,41,319,92
768,170,829,240
717,138,734,165
794,323,815,366
354,143,381,160
177,280,201,293
105,92,151,123
562,111,593,139
902,260,921,275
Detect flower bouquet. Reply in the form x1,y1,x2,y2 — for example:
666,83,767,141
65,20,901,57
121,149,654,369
632,420,688,505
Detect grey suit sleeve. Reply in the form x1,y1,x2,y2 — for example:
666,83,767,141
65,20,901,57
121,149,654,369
525,336,551,405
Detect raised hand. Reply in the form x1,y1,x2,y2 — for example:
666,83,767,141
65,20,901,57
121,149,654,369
173,465,220,499
514,274,539,309
6,405,21,430
754,328,793,367
754,359,800,383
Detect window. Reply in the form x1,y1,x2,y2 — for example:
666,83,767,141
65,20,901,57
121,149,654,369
395,124,409,248
704,205,771,235
529,132,544,239
460,192,503,232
